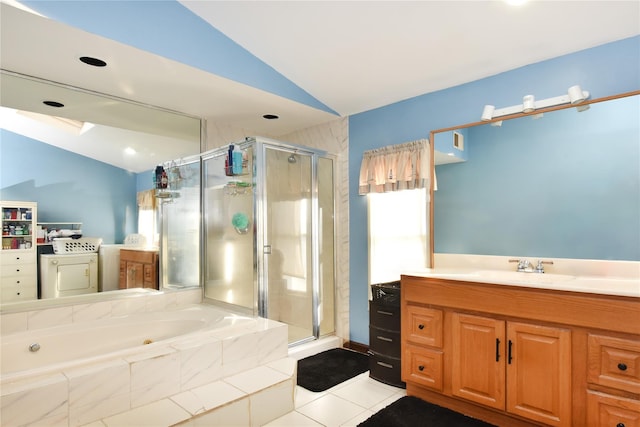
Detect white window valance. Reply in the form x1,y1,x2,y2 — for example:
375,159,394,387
359,138,430,195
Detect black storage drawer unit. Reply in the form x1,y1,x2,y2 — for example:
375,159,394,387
369,281,405,388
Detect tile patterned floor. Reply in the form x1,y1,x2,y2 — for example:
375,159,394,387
263,371,406,427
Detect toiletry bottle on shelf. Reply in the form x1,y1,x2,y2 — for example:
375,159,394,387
160,170,168,189
226,145,234,176
232,150,243,175
155,166,164,189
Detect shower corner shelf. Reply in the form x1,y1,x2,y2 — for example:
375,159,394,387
156,190,179,201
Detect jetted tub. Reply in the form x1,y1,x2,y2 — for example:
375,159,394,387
1,304,252,376
0,303,288,426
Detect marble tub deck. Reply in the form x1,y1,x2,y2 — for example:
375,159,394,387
1,306,292,427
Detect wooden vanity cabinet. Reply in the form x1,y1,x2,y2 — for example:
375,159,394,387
401,275,640,427
119,249,159,290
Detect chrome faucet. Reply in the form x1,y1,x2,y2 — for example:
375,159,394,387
534,260,554,273
509,259,534,272
509,259,553,273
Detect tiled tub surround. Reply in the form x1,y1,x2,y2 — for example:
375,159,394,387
0,294,293,426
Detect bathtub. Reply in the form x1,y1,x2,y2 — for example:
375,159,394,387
1,304,252,376
0,302,289,426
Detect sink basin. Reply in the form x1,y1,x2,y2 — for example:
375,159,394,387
473,270,576,284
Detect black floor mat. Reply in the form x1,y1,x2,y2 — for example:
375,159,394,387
358,396,497,427
297,348,369,392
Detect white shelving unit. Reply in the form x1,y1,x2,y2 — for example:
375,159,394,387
1,200,38,303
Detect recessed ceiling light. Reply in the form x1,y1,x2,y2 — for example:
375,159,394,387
262,114,279,120
43,100,64,108
79,56,107,67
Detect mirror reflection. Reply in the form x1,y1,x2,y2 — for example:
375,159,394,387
434,93,639,262
0,72,202,308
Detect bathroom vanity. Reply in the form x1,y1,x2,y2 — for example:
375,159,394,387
400,271,640,427
119,249,159,290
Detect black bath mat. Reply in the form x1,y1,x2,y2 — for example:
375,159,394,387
359,396,497,427
297,348,369,392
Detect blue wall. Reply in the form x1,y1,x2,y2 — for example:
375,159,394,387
348,36,640,345
0,130,138,243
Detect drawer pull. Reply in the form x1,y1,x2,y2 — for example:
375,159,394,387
618,363,628,371
377,361,394,369
418,365,425,371
418,324,425,330
376,336,393,342
377,310,394,316
617,423,625,427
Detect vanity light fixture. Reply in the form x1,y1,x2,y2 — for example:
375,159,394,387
481,85,590,121
522,95,535,113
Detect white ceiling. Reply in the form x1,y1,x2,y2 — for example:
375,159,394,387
1,0,638,172
182,0,640,116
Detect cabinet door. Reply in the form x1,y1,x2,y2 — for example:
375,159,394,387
506,321,571,427
126,262,144,288
452,313,506,409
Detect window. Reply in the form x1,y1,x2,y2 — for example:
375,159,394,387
136,189,157,247
368,188,428,286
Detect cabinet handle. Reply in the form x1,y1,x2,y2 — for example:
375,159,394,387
496,338,501,362
377,310,394,316
617,423,625,427
377,361,394,369
618,363,628,371
508,340,513,364
376,336,393,342
418,365,425,371
418,324,425,330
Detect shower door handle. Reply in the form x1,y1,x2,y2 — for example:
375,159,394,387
263,245,272,254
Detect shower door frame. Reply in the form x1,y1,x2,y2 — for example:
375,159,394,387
254,137,336,344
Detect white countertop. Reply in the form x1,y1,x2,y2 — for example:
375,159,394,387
403,268,640,298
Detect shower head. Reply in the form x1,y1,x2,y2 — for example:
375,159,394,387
287,154,297,164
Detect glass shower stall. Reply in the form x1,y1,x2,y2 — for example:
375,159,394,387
201,137,335,345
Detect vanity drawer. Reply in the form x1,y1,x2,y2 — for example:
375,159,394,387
588,334,640,394
402,343,443,391
369,326,400,357
370,300,400,330
403,304,443,348
587,391,640,427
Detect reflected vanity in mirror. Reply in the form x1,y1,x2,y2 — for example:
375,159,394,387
432,91,639,265
0,71,203,311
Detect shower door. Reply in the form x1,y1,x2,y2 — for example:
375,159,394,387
262,146,314,343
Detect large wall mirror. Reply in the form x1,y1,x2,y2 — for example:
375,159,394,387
0,71,202,310
433,91,639,263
